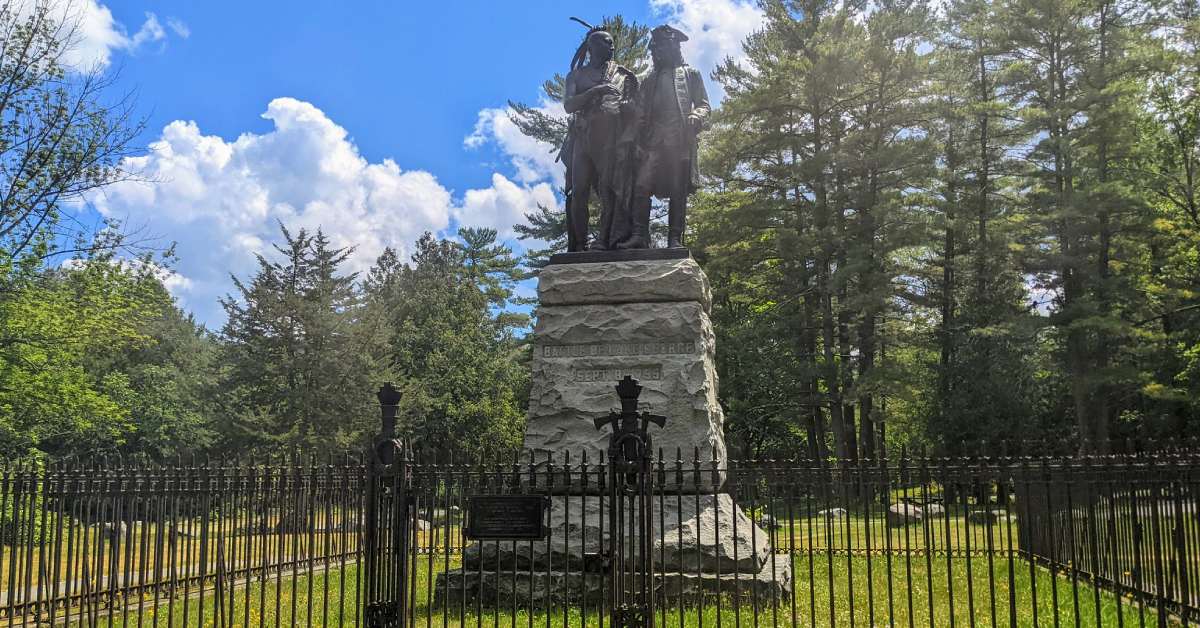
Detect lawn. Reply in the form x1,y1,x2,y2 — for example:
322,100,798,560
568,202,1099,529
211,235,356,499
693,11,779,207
56,552,1171,627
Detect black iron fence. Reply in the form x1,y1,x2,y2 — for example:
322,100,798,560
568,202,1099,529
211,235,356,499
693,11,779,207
389,447,1199,628
0,455,367,626
0,448,1195,626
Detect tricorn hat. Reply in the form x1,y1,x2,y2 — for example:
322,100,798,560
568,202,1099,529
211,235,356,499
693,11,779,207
650,24,689,44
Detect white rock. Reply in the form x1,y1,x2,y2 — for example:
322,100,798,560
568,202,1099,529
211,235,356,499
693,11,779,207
968,509,1013,525
887,503,923,527
818,508,848,519
924,503,947,517
99,521,128,541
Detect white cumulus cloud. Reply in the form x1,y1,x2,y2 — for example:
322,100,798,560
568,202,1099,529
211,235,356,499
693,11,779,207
650,0,764,99
14,0,180,70
91,98,556,325
456,173,558,239
91,98,456,324
465,104,564,189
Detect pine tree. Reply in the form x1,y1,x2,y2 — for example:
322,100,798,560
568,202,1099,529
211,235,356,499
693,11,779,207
458,227,531,333
1132,0,1200,436
999,0,1159,449
839,0,936,458
363,233,527,460
922,0,1041,450
219,225,376,451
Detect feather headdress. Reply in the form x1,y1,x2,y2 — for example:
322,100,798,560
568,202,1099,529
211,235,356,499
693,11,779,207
569,17,611,72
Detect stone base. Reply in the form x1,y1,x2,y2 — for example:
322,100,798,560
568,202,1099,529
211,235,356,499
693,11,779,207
524,257,725,460
435,555,793,606
548,248,691,265
463,494,770,574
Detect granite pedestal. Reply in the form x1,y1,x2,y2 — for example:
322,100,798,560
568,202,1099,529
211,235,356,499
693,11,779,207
435,253,789,603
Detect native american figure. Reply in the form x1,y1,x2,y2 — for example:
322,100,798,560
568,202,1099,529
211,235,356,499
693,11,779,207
621,25,710,250
560,19,640,251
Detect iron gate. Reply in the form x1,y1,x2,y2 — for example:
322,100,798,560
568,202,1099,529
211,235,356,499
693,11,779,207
363,377,665,628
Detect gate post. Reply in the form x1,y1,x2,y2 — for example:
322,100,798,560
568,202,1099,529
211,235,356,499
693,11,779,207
365,383,407,628
594,376,666,628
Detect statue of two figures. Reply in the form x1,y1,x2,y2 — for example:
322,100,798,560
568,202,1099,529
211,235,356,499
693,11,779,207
560,21,710,252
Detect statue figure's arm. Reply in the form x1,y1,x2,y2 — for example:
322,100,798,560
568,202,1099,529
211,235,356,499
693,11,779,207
687,68,711,124
563,71,620,115
617,71,641,145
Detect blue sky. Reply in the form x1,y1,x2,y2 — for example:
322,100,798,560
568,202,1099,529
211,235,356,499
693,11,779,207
67,0,764,325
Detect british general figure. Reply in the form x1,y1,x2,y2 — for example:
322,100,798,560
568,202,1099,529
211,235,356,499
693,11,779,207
621,25,710,250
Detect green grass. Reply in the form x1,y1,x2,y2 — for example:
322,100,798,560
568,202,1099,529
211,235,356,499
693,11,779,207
58,553,1173,627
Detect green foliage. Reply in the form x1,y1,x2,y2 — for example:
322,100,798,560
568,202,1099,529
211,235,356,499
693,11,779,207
0,248,181,458
103,306,220,458
681,0,1200,455
218,225,379,452
363,230,528,460
0,1,142,270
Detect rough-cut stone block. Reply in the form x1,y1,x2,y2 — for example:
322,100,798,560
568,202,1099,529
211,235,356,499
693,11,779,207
538,258,712,310
436,556,793,606
524,300,725,462
463,495,770,574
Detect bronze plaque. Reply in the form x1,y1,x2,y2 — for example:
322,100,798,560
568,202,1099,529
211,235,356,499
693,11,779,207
465,495,549,540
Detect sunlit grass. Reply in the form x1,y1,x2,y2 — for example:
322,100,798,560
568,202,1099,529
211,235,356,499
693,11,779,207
55,552,1170,627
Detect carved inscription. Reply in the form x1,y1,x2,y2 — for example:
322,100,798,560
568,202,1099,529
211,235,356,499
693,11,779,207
541,342,695,358
572,365,662,383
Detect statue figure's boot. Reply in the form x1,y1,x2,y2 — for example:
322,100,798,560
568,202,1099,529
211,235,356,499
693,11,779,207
618,230,649,249
617,195,651,249
619,195,648,249
667,195,686,248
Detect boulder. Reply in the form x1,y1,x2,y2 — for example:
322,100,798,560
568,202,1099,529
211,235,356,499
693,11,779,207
430,507,463,524
887,503,923,527
968,509,1013,525
817,508,848,520
464,494,770,574
99,521,128,542
923,503,947,517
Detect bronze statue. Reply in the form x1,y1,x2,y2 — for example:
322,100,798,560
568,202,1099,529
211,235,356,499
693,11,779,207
561,19,640,252
621,25,709,250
